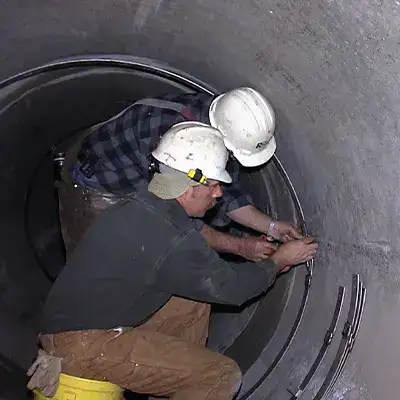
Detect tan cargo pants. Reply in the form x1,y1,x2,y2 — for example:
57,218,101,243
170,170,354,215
50,136,242,399
40,299,241,399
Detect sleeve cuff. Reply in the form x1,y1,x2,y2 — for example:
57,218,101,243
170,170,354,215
190,217,205,231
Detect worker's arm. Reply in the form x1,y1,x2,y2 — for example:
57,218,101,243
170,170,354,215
155,229,279,307
221,161,302,242
200,224,278,261
228,204,272,233
155,231,317,306
228,205,303,242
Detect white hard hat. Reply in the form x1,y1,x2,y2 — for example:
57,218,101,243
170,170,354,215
209,87,276,167
152,122,232,184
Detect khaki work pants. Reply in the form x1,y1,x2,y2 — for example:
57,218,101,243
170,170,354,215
51,139,242,399
40,298,241,399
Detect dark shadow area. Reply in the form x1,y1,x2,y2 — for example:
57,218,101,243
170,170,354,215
0,354,33,399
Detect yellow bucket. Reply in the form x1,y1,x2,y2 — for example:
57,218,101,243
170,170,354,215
34,373,124,400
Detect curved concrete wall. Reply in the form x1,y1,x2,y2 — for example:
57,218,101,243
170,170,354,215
1,2,399,399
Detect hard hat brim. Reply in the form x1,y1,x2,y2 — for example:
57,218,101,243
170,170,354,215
149,171,200,200
233,136,276,167
209,93,224,129
212,169,232,184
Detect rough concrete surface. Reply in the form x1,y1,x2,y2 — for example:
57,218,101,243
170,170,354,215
0,1,399,399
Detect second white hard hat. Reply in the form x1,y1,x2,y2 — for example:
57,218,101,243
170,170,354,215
209,87,276,167
151,121,232,183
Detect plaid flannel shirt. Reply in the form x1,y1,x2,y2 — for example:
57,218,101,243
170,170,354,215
74,92,253,218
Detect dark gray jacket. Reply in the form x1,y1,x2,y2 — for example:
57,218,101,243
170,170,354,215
41,192,277,333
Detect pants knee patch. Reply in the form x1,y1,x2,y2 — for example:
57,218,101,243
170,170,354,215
231,368,242,395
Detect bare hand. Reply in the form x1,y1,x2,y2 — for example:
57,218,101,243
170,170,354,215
238,236,278,262
269,220,304,242
270,236,318,273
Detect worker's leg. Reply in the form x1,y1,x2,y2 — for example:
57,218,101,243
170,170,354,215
57,181,102,256
56,128,103,256
41,329,242,400
139,297,212,400
58,170,132,258
140,297,211,346
57,179,128,254
57,127,130,257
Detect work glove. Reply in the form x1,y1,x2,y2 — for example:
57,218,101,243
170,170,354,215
27,349,62,397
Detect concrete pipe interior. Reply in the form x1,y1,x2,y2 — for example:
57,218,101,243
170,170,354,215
1,2,399,400
0,59,309,399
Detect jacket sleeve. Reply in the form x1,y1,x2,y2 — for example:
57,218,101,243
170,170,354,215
154,229,278,306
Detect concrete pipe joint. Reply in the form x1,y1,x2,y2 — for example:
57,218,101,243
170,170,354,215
0,2,398,400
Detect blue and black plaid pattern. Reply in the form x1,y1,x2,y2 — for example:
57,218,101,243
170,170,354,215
75,92,252,213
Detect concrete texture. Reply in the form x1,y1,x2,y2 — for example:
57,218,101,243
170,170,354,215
0,1,399,399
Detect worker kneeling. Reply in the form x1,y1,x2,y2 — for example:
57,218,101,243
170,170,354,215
28,122,317,400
